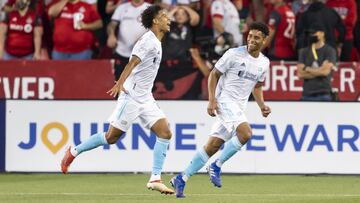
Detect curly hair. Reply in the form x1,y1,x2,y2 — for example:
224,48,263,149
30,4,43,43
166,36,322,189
141,5,162,29
249,22,269,37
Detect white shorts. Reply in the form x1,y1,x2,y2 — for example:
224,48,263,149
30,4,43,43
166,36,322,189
209,102,247,141
108,93,166,132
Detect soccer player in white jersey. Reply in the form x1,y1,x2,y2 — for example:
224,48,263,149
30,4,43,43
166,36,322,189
61,5,175,195
170,22,272,198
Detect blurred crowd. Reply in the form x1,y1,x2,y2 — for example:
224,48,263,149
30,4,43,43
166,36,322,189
0,0,358,100
0,0,359,62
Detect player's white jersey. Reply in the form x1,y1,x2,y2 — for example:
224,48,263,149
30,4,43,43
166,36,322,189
214,46,269,110
123,31,162,103
112,2,150,57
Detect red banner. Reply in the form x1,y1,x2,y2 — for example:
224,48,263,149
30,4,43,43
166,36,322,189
264,62,360,101
0,60,114,99
0,60,359,101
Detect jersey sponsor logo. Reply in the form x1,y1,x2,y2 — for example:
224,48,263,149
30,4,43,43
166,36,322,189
238,70,245,77
60,12,73,19
9,23,24,31
238,70,258,82
122,16,138,21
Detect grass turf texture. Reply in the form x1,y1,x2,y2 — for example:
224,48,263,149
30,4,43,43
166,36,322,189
0,174,359,203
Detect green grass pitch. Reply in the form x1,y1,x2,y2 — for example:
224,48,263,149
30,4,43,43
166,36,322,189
0,174,359,203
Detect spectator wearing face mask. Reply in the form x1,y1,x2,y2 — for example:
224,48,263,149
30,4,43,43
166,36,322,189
297,23,337,101
296,0,345,56
0,0,43,60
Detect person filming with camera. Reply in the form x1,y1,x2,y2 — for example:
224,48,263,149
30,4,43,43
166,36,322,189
190,32,235,99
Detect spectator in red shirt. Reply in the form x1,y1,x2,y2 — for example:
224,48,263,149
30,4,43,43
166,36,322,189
265,0,296,60
0,0,43,60
326,0,357,61
48,0,102,60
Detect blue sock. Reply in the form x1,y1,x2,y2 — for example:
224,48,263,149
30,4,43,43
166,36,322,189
183,148,209,178
218,136,243,165
152,137,170,176
74,132,108,156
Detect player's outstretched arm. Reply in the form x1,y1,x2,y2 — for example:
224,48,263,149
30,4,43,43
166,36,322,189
252,83,271,117
107,56,141,97
207,68,222,117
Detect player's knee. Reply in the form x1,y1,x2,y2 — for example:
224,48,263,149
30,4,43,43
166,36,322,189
204,142,221,156
204,145,216,156
238,129,252,144
161,129,172,140
105,131,123,144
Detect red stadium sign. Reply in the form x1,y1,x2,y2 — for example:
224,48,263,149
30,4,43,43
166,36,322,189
0,60,359,101
263,62,360,101
0,60,114,99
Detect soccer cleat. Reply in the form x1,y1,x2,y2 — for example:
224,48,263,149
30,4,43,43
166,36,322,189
206,162,222,187
147,180,174,195
60,146,75,174
170,174,186,198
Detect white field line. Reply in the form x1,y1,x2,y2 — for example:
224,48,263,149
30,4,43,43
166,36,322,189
0,193,359,198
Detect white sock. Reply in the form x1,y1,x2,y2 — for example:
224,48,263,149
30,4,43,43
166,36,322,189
149,174,161,182
70,147,78,157
182,174,189,182
215,159,223,168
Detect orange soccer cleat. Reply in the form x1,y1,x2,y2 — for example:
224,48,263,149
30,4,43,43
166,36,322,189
147,180,174,195
60,146,75,174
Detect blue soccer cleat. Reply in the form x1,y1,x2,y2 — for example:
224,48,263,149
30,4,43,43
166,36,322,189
206,161,222,187
170,174,186,198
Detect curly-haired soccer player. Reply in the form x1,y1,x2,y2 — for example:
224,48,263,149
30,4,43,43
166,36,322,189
61,5,174,194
